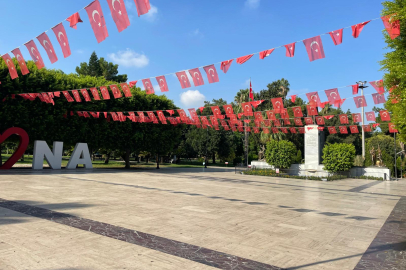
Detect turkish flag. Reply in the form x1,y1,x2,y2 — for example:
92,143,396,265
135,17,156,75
188,68,204,86
339,114,349,124
85,0,109,43
155,76,168,92
350,126,359,134
334,98,346,108
220,59,233,73
52,23,71,58
249,81,254,100
176,71,191,89
291,95,296,103
259,49,274,59
67,12,83,29
352,84,359,95
298,127,305,134
37,32,58,64
280,108,289,119
339,126,348,134
272,127,279,134
373,123,380,129
372,93,386,104
304,117,313,125
363,125,371,132
54,91,61,97
211,106,223,119
110,112,119,121
90,112,100,118
188,109,199,119
306,92,321,107
315,116,325,125
147,112,158,123
324,115,334,120
266,110,276,120
110,84,122,99
254,112,264,121
284,43,295,57
353,96,367,108
329,29,343,45
11,48,29,75
62,91,74,102
382,14,400,40
294,118,303,126
134,0,151,16
71,90,82,102
271,97,284,114
292,107,303,117
89,88,101,100
129,81,137,87
137,112,145,123
262,128,269,134
370,80,385,94
236,54,253,64
156,111,167,124
177,109,188,120
203,65,219,83
167,110,175,116
352,21,370,38
210,116,219,127
80,89,92,102
365,112,376,121
223,105,234,116
241,102,253,116
352,113,362,123
328,127,337,134
1,54,18,79
324,88,341,105
317,127,324,131
306,105,318,116
289,127,297,134
100,86,111,100
389,123,398,133
25,40,45,70
280,127,288,134
107,0,130,32
303,36,325,62
120,83,132,97
380,110,391,121
142,79,155,94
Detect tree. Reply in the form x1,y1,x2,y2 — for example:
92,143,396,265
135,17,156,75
365,134,401,175
265,140,297,169
76,51,128,82
322,143,356,172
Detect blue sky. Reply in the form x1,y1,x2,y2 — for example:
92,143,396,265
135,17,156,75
0,0,389,115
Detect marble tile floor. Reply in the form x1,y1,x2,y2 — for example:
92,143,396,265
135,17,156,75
0,168,405,269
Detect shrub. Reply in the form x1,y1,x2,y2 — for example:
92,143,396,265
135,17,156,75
365,135,401,175
322,143,356,172
243,169,346,181
265,140,297,169
353,155,365,167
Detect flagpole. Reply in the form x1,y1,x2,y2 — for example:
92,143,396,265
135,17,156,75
246,78,251,168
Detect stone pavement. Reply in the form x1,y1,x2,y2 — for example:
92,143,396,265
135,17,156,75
0,167,405,269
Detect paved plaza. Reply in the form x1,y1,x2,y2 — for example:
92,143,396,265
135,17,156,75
0,168,405,270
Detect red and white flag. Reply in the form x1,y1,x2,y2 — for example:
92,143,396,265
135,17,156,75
389,123,398,133
129,81,137,87
271,97,284,113
352,84,359,95
372,93,386,104
107,0,130,32
353,96,367,108
290,127,297,134
85,0,109,43
203,65,219,83
324,115,334,120
291,95,297,103
80,89,92,102
315,116,325,125
120,83,132,97
90,112,100,118
306,92,322,107
324,88,341,105
147,111,158,123
272,127,279,134
110,84,122,99
294,118,303,126
249,80,254,100
176,71,191,89
37,32,58,64
370,80,385,94
66,12,83,29
142,78,155,94
242,102,253,116
266,110,276,120
259,49,274,59
188,68,204,86
339,114,349,124
365,111,376,121
339,126,348,134
352,21,370,38
223,105,234,116
188,108,198,119
380,110,391,121
304,117,313,125
156,111,167,124
1,54,18,79
307,105,318,116
363,125,371,132
71,90,82,102
298,127,305,134
329,29,343,45
52,23,71,58
220,59,233,73
352,113,362,123
236,54,253,64
303,36,325,62
211,106,223,119
328,127,337,134
100,86,111,100
25,40,45,70
90,87,101,100
382,14,400,40
134,0,151,16
155,76,169,92
284,43,295,57
350,125,359,134
292,107,303,118
254,112,264,121
11,48,29,75
62,91,74,102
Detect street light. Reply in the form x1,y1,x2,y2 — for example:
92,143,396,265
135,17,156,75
357,81,368,159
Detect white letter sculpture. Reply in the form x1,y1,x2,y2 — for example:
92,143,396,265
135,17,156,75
32,141,63,170
66,143,93,169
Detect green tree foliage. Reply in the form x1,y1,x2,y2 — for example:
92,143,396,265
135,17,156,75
365,134,400,175
265,140,297,169
322,143,356,172
76,51,128,82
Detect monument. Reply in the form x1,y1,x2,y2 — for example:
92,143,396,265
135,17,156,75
304,125,325,167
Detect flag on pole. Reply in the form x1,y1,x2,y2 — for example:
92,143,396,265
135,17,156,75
249,79,254,100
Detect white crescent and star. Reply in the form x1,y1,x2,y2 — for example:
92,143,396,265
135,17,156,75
6,59,14,70
16,54,24,66
329,92,338,99
112,0,122,15
208,68,215,77
42,40,53,53
180,75,188,84
31,47,39,59
310,41,319,52
58,32,66,46
92,10,101,26
193,72,200,81
159,79,166,88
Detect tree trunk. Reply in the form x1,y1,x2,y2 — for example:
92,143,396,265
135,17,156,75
156,154,160,169
21,153,24,162
123,149,131,169
212,152,216,164
104,152,111,164
146,156,149,163
0,144,2,166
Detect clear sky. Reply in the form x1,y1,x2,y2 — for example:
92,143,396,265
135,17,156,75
0,0,389,115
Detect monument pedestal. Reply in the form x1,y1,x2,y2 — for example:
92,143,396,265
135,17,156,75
304,125,325,168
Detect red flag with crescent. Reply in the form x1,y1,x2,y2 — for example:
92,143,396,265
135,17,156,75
353,96,367,108
90,87,101,100
306,92,321,107
71,90,81,102
334,98,346,108
147,111,158,123
298,127,305,134
129,81,137,87
67,12,83,29
324,115,334,120
315,116,325,125
292,106,303,117
290,127,297,134
294,118,303,126
263,128,270,134
339,114,349,124
137,112,145,123
188,68,204,86
99,86,110,100
188,109,198,119
120,83,132,97
370,80,385,94
372,93,386,104
220,59,233,73
203,65,219,83
62,91,74,102
210,116,219,127
389,123,398,133
223,105,234,116
274,119,281,127
242,102,253,116
291,95,296,103
90,112,100,118
177,109,188,121
52,23,71,58
380,110,391,121
176,71,191,89
352,113,362,123
259,49,274,59
280,108,289,119
365,111,376,121
211,106,224,119
85,0,109,43
382,14,400,40
272,127,279,134
280,127,288,134
110,84,122,99
107,0,130,32
328,127,337,134
80,89,91,102
266,110,276,120
25,40,45,70
271,97,284,114
37,32,58,64
142,78,154,94
352,21,370,38
373,123,380,128
329,29,343,45
134,0,151,16
339,126,348,134
1,54,18,79
303,36,325,62
254,112,263,121
154,76,168,92
363,125,371,132
156,111,167,124
306,105,318,116
350,126,359,134
324,88,341,105
317,127,324,131
11,48,29,75
284,42,295,57
236,54,254,64
352,84,359,95
304,117,313,125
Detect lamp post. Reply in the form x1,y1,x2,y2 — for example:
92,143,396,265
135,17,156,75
357,81,368,159
204,127,208,168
